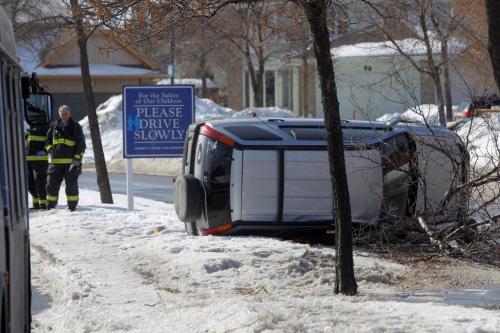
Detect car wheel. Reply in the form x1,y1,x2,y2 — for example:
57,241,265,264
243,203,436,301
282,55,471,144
174,174,203,223
185,222,199,236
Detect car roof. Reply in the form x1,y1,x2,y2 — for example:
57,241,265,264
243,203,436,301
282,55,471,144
199,118,453,147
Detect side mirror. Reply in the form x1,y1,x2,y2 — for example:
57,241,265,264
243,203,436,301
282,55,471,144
24,93,52,125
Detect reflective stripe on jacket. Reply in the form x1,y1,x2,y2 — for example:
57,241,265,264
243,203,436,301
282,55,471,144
46,119,86,165
26,123,50,163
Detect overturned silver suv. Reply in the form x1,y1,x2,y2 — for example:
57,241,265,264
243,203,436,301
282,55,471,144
174,118,468,236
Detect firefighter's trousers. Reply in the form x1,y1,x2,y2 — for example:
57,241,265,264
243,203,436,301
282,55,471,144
27,161,48,208
46,164,80,210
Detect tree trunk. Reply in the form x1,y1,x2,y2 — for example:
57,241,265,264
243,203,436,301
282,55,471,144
199,54,208,98
71,0,113,204
433,69,446,126
442,37,453,121
245,46,263,107
302,55,309,118
298,0,357,296
486,0,500,93
419,4,446,126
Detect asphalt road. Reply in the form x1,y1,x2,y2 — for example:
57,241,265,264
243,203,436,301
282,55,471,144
79,170,175,203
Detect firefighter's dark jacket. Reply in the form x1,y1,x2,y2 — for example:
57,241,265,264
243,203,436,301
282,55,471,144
26,123,50,162
46,118,86,165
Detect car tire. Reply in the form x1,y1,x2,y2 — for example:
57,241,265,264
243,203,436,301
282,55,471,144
174,174,203,223
185,222,199,236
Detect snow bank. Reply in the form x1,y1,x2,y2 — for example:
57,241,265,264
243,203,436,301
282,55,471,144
456,115,500,170
377,104,441,125
80,95,123,164
195,97,235,121
233,106,296,118
30,189,500,333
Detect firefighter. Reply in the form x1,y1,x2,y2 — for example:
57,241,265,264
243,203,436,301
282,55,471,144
46,105,86,211
25,104,50,210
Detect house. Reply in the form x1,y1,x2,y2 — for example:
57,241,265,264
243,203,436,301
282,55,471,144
34,30,163,120
241,0,485,120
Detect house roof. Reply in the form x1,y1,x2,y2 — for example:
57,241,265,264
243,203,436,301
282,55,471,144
40,29,158,70
331,37,464,59
35,64,162,77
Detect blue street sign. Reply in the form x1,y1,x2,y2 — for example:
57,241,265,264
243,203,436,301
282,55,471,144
123,85,194,158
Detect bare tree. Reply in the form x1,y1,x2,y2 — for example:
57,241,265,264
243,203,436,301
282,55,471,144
206,3,282,107
359,0,467,125
69,0,113,204
486,0,500,92
293,0,357,295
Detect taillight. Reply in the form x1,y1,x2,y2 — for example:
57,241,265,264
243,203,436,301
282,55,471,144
199,223,233,236
463,108,473,117
200,124,235,146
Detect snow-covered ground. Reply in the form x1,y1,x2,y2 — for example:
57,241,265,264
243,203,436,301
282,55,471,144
456,115,500,171
80,95,295,176
30,189,500,333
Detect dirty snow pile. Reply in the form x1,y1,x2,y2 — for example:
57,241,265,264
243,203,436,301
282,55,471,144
30,189,500,333
456,115,500,170
377,104,442,124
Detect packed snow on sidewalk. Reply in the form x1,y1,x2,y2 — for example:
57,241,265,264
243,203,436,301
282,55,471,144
30,189,500,333
80,95,295,176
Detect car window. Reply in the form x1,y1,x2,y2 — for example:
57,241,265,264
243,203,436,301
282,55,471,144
203,138,232,225
381,134,411,217
381,134,410,173
223,125,282,141
204,140,232,186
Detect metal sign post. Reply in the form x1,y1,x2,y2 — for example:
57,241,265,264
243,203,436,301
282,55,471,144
122,85,194,211
126,158,134,211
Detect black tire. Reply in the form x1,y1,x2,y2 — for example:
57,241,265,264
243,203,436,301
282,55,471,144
185,222,199,236
174,174,203,223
